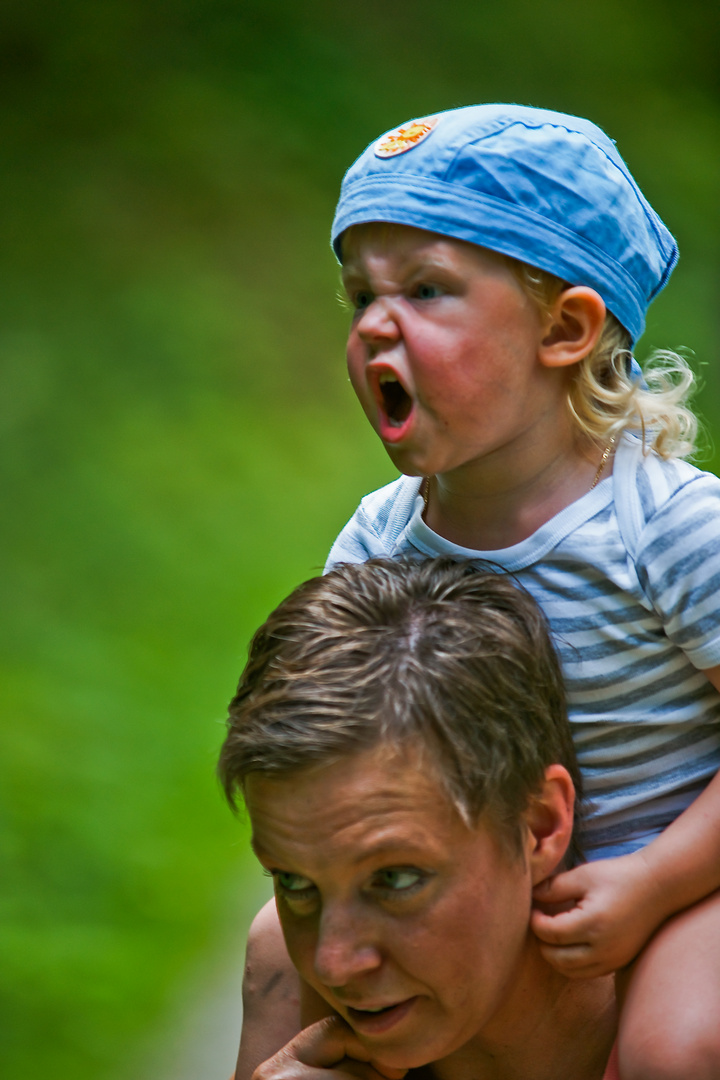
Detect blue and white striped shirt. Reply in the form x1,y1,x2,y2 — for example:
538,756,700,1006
326,434,720,859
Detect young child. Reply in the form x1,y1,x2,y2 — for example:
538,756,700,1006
237,104,720,1080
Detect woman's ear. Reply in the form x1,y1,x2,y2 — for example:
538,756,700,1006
538,287,606,369
523,764,576,885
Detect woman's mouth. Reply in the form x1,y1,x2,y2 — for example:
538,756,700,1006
345,997,417,1035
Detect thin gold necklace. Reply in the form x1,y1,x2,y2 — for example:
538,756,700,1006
589,435,616,490
422,435,616,514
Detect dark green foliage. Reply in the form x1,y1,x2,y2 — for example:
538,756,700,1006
1,1,718,1077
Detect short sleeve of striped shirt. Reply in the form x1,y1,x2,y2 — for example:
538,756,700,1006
325,476,422,571
631,463,720,671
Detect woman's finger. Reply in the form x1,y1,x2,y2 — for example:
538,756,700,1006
254,1017,407,1080
291,1017,371,1068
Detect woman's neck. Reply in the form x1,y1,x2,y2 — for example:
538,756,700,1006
427,963,617,1080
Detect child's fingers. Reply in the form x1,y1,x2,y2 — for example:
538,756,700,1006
537,942,615,979
530,904,598,945
532,867,587,904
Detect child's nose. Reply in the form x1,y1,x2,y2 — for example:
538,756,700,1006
356,297,401,344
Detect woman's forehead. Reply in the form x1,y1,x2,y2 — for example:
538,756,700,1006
244,746,525,891
246,748,461,858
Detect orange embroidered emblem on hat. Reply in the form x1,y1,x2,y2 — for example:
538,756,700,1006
375,116,439,158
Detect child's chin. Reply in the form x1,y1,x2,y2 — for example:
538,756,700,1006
381,444,427,478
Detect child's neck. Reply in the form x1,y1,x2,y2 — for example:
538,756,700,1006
423,439,613,551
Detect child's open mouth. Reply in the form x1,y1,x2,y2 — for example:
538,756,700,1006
378,372,413,426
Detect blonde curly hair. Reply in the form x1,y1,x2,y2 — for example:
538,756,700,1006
508,260,698,460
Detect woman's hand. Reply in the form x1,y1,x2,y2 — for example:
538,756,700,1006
252,1016,408,1080
530,851,670,978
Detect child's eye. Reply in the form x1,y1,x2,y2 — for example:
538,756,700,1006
413,283,442,300
352,289,374,311
372,867,424,892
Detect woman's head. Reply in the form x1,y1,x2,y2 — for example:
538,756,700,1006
245,742,574,1070
219,556,582,860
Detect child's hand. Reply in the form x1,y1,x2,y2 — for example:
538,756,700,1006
530,851,669,978
252,1016,408,1080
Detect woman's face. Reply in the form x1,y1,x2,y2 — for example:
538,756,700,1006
245,746,538,1072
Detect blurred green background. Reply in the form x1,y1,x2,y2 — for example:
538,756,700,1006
1,1,718,1076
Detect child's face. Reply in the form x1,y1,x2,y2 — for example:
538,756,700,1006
341,223,569,481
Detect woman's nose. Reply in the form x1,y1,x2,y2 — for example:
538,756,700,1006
313,907,383,988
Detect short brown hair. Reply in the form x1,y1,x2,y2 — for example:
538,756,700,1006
218,557,583,858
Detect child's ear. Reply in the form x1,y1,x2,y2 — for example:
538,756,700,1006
538,287,606,369
523,764,576,885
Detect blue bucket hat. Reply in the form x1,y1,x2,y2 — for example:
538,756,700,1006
331,103,678,344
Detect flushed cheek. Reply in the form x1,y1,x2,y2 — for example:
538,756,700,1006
346,346,374,411
418,373,512,440
410,336,506,398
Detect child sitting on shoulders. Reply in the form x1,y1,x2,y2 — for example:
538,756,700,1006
237,104,720,1080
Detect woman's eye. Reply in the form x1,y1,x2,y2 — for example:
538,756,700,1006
275,871,314,894
414,283,442,300
374,868,423,892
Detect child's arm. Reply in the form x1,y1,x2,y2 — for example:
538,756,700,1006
530,664,720,978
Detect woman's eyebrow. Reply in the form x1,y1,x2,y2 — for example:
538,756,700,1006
249,834,277,863
348,836,439,868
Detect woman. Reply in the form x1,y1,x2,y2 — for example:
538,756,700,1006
219,558,618,1080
